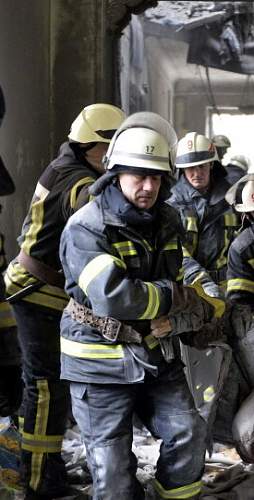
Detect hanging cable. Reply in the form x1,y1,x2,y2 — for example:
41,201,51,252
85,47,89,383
205,66,221,116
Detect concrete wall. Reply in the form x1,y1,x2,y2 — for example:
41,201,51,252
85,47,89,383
0,0,114,259
0,0,51,258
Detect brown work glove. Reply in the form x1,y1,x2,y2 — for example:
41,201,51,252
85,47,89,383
170,282,213,317
180,317,226,350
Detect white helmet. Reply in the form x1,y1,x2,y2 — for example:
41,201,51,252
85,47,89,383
104,112,178,174
229,154,249,173
212,134,231,148
68,103,126,144
175,132,218,169
225,173,254,212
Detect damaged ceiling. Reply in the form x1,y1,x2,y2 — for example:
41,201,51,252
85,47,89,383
143,1,254,75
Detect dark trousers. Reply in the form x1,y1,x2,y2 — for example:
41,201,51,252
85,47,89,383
13,301,70,497
70,360,207,500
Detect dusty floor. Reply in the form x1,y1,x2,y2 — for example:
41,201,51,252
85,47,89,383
1,423,253,499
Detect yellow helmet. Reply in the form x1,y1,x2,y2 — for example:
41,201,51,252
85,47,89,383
68,103,126,144
104,111,178,174
175,132,218,168
225,173,254,212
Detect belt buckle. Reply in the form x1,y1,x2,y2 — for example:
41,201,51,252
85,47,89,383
102,317,121,342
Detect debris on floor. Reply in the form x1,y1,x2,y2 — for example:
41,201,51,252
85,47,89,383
1,421,254,499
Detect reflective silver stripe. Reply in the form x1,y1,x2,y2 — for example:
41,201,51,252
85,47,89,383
78,254,126,295
61,337,124,359
112,150,169,163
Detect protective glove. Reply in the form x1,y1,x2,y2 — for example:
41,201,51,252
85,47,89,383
188,280,226,318
151,283,215,338
170,282,214,316
0,365,23,416
200,281,224,299
180,317,226,350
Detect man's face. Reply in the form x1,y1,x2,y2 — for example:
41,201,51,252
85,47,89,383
184,162,212,192
118,173,162,209
84,143,108,173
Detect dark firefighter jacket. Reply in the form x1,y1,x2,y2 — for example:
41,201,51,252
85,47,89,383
60,188,184,384
0,155,19,366
168,167,240,286
227,221,254,308
5,142,99,311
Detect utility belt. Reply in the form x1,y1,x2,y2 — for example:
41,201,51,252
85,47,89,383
209,267,226,284
66,298,142,344
18,249,65,289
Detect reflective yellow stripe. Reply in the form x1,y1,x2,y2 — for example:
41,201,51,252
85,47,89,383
248,258,254,269
22,182,49,255
153,479,202,499
0,301,17,327
215,227,229,270
227,278,254,294
18,416,24,435
28,380,51,490
139,282,160,320
113,241,137,258
182,245,191,258
176,266,184,282
70,177,95,209
186,216,198,232
78,254,126,294
163,241,178,251
216,213,238,270
5,261,38,288
224,213,238,226
61,337,124,359
144,333,159,350
22,433,62,453
142,239,153,252
5,280,68,311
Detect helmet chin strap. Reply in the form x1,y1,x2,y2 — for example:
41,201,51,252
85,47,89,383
245,212,254,223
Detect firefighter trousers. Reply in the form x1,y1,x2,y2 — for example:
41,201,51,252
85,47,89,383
13,301,70,497
70,360,206,500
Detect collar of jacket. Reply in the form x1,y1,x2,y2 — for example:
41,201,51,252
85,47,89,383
171,169,231,206
50,141,100,180
100,191,184,239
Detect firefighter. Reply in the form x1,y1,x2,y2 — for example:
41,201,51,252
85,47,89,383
226,173,254,305
167,132,240,416
4,103,125,500
59,112,224,500
211,134,231,163
226,154,250,184
169,132,240,293
221,173,254,464
212,134,245,184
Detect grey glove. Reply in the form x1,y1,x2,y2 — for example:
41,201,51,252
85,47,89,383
202,281,225,299
229,303,254,341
